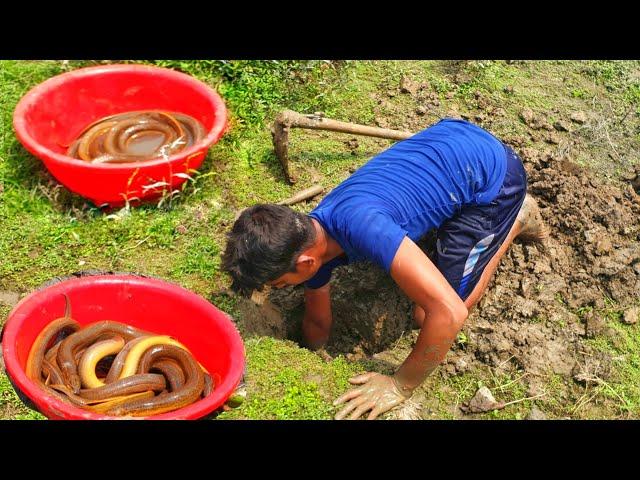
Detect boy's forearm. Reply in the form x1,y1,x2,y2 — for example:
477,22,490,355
302,313,331,350
393,312,461,394
389,237,469,394
302,285,333,350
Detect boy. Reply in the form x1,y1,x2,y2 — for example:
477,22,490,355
222,118,548,420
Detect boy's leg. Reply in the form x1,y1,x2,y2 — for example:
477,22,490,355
412,194,548,326
462,194,547,310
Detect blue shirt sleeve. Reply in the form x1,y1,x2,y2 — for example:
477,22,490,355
304,255,349,289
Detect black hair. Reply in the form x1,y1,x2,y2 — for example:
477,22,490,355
221,204,316,296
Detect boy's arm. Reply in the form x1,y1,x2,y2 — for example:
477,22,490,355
390,237,468,393
302,283,333,350
334,236,468,419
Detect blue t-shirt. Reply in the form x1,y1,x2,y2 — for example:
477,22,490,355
305,118,507,289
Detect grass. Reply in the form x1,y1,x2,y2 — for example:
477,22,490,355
584,318,640,417
0,371,46,420
565,297,640,418
217,337,360,420
1,59,640,420
426,366,537,420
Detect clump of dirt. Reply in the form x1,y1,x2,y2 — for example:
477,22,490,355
0,290,20,308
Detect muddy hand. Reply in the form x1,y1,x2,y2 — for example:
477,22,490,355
333,372,409,420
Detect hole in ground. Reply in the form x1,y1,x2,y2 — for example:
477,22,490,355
234,235,438,356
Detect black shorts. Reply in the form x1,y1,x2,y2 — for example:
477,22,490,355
435,145,527,301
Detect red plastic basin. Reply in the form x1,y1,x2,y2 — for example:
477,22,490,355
13,64,227,207
1,275,245,420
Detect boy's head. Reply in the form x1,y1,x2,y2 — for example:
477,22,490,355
222,204,320,296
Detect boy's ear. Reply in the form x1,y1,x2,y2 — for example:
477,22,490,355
296,254,316,269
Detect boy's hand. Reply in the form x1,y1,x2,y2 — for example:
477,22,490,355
333,372,411,420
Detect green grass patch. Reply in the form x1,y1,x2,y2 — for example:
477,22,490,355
218,337,359,419
0,371,46,420
586,321,640,416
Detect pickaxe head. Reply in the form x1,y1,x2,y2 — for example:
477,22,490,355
271,111,296,185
